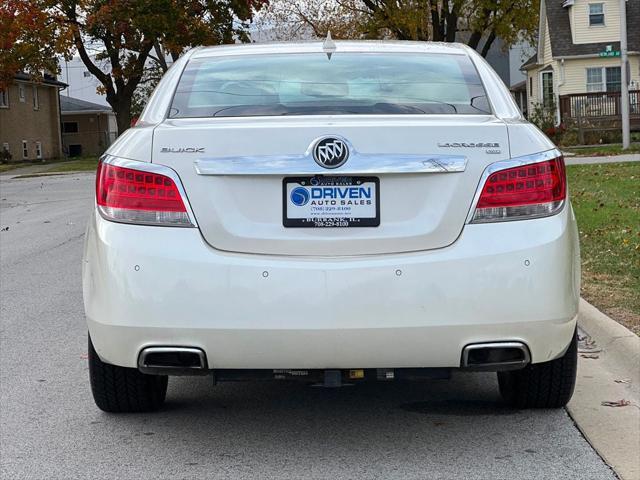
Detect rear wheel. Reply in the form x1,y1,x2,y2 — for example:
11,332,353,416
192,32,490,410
498,331,577,408
88,336,168,413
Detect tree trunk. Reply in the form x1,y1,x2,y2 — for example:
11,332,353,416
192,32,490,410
112,100,133,136
480,31,496,58
467,31,482,50
445,11,457,42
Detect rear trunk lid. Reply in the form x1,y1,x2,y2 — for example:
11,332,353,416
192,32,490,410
152,115,508,256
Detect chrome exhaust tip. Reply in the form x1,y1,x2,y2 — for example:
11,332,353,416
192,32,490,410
461,342,531,371
138,347,208,376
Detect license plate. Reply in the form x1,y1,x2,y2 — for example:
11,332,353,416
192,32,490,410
283,176,380,228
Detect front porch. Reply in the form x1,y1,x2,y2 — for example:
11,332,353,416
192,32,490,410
558,90,640,142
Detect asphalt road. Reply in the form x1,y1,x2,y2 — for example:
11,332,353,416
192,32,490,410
0,173,616,480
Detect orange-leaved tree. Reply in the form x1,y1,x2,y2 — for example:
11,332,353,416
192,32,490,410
1,0,268,135
0,0,72,88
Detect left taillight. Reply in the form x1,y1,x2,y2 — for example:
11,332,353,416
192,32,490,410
96,159,194,226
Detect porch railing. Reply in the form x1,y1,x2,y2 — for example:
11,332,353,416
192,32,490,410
559,90,640,121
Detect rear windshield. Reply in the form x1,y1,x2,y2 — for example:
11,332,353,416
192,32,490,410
170,52,491,118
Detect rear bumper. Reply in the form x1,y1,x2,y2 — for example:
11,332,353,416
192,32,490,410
83,205,580,369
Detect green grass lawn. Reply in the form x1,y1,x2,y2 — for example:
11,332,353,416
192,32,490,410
43,157,99,173
564,143,640,156
0,157,99,175
567,162,640,333
0,163,23,173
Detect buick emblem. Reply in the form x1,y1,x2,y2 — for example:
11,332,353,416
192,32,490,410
313,137,349,169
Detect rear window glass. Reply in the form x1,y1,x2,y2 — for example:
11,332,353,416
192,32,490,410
170,52,491,118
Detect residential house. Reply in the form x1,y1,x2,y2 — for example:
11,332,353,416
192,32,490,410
0,73,67,162
510,80,529,117
60,96,117,157
58,56,110,107
522,0,640,127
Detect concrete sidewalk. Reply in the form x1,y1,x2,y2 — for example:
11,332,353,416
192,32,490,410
565,153,640,165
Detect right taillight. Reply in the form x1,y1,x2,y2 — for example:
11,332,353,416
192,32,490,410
471,156,566,223
96,159,194,227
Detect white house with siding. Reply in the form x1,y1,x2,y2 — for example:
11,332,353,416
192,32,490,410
521,0,639,126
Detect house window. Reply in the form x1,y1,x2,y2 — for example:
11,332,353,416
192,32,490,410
2,143,9,153
587,67,604,92
22,140,28,159
35,141,42,159
18,84,25,102
541,71,554,108
32,85,39,110
586,67,622,92
62,122,79,133
0,89,7,108
605,67,621,91
589,3,605,26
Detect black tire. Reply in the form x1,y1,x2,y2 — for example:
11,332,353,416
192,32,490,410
88,336,168,413
498,331,577,409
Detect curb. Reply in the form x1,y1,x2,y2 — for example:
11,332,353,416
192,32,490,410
9,171,94,179
568,299,640,480
578,298,640,385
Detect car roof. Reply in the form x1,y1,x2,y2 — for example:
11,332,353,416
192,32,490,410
190,41,470,59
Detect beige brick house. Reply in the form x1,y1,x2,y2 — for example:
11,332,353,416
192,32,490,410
60,96,117,157
0,73,67,161
521,0,640,126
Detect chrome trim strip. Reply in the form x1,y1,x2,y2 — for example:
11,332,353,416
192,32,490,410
100,155,198,228
195,153,468,175
193,137,467,175
461,342,531,369
465,148,564,224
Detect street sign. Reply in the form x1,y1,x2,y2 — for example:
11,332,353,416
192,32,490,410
599,45,621,57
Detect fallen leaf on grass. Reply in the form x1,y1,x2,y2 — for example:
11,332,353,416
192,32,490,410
601,400,631,407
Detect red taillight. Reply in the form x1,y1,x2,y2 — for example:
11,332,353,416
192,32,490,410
96,160,193,226
472,156,566,223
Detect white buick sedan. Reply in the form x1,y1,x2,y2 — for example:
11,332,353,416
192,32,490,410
83,41,580,413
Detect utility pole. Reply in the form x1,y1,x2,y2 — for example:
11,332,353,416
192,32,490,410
620,0,630,149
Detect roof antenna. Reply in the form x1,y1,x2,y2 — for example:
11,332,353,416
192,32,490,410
322,31,336,60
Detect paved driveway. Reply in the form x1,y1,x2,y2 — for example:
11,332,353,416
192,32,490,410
0,173,616,479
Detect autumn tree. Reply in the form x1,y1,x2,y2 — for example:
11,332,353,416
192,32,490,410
0,1,71,88
256,0,538,57
2,1,267,135
254,0,364,40
58,0,268,134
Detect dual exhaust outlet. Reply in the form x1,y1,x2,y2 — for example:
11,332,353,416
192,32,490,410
138,347,208,376
461,342,531,370
138,341,531,376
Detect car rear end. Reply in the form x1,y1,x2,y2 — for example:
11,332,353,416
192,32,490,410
83,42,580,412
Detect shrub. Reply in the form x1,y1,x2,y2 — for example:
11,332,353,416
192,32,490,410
0,149,12,164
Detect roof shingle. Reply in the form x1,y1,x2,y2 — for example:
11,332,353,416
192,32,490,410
545,0,640,57
60,96,112,113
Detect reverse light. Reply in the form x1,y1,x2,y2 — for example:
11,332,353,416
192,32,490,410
471,155,566,223
96,159,194,226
